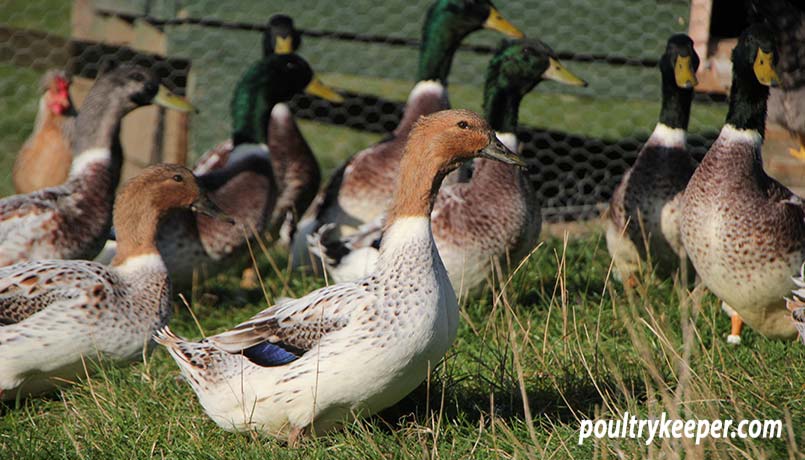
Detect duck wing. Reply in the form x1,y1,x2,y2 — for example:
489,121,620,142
0,260,114,326
0,190,72,265
207,283,372,366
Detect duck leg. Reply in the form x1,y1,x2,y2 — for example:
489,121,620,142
787,132,805,161
728,314,743,345
287,424,308,447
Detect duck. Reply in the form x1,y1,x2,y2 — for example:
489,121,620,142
155,109,524,444
308,39,586,297
193,14,334,245
150,50,342,290
290,0,524,267
606,34,699,286
0,64,194,268
750,0,805,160
680,24,801,342
787,264,805,345
12,69,76,194
0,164,229,400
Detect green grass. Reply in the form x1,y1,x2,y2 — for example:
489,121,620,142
1,236,803,458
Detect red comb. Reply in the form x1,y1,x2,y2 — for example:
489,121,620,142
54,76,69,93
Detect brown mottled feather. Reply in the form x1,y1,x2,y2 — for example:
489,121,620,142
681,133,805,338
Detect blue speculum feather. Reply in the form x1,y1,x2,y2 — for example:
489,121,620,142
243,342,299,367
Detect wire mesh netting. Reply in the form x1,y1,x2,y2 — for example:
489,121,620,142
0,0,729,221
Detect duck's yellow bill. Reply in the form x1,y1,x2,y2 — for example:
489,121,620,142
543,57,588,87
674,55,698,89
753,49,780,87
305,77,345,103
154,85,196,113
483,7,524,39
274,36,294,55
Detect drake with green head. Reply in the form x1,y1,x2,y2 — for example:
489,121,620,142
291,0,524,268
194,15,339,247
310,39,587,298
680,24,802,343
607,34,700,287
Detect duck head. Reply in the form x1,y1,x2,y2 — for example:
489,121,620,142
410,109,524,175
484,39,586,132
432,0,523,39
263,14,302,56
95,64,195,114
231,53,342,145
657,34,699,130
267,53,344,104
116,164,231,224
418,0,523,82
725,24,780,132
111,164,231,265
661,34,699,90
732,24,780,88
388,109,523,222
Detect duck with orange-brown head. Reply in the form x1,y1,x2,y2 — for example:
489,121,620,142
156,109,524,445
0,164,229,400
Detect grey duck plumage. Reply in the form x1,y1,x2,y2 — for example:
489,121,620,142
606,34,699,284
680,24,801,341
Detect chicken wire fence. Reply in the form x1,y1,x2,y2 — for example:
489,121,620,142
0,0,730,221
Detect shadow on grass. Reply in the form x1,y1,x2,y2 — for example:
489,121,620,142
372,363,649,434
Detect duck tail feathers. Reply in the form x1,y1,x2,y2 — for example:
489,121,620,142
154,326,222,386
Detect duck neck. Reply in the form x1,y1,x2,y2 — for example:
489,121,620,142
725,70,769,135
658,72,693,130
383,145,448,240
267,103,303,179
484,83,523,134
231,60,276,146
416,12,467,83
72,90,126,156
68,86,127,190
111,198,164,267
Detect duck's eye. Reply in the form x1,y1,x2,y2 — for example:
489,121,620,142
130,73,146,82
173,174,183,183
457,120,469,129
